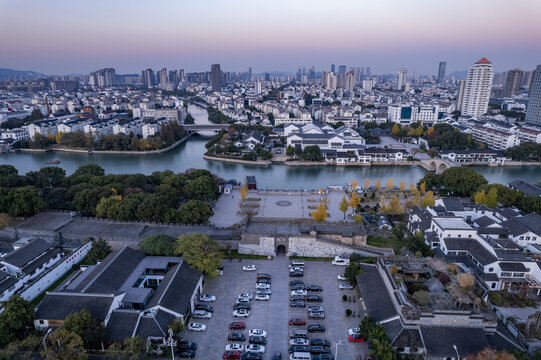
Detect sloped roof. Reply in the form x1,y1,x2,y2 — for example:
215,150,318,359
106,311,140,342
35,292,115,322
356,264,397,322
1,239,53,268
475,57,492,64
421,326,489,358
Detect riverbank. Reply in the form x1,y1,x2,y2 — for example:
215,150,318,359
281,160,421,167
16,134,191,155
203,154,271,166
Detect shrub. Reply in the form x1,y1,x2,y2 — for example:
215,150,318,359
345,309,352,317
342,294,348,302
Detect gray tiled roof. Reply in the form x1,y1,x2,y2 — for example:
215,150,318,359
443,238,497,265
356,264,397,322
35,292,115,322
420,326,489,358
0,269,19,293
106,310,140,341
1,239,53,268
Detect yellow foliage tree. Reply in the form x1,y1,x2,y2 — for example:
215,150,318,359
55,131,64,144
339,195,349,220
311,203,327,222
240,184,248,200
427,127,435,136
486,187,498,207
351,179,359,190
349,192,361,213
457,273,475,288
363,178,370,190
409,182,416,193
474,190,487,205
353,214,364,224
399,180,406,191
375,179,381,190
419,182,426,195
386,177,394,191
392,123,399,135
421,191,437,208
389,197,402,214
319,187,325,195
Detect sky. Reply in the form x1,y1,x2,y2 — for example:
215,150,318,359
1,0,540,75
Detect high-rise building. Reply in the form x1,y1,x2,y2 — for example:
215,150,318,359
503,68,523,97
255,80,262,95
248,67,252,80
456,79,466,111
460,57,494,118
326,72,337,90
158,68,168,90
338,65,346,75
362,79,374,91
330,64,336,74
437,62,447,83
211,64,221,92
526,65,541,125
142,69,155,88
321,71,327,87
296,68,302,82
344,72,355,91
90,68,116,87
264,72,270,81
365,67,371,76
397,68,407,90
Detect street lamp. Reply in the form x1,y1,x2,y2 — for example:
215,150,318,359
334,340,342,359
453,344,460,360
167,328,177,360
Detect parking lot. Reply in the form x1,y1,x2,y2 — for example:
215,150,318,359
181,256,369,359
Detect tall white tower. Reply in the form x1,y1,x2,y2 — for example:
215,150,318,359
397,68,407,90
461,57,494,118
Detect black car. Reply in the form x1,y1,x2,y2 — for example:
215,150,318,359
257,278,271,284
307,294,323,302
195,303,213,312
290,300,306,308
249,335,267,345
311,339,331,347
257,273,271,279
290,283,306,291
290,295,307,301
307,285,322,292
272,352,282,360
310,346,331,354
309,311,325,320
289,270,303,277
288,345,309,353
228,333,246,342
312,354,334,360
241,353,263,360
178,341,197,350
176,349,196,358
289,280,304,286
233,303,251,310
307,323,326,332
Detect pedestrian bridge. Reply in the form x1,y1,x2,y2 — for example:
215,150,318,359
419,158,459,174
182,124,230,134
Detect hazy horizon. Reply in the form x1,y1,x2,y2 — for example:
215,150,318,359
1,0,540,75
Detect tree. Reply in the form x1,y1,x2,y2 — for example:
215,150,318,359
175,233,222,277
339,195,349,220
386,177,394,191
349,192,361,213
42,328,87,360
441,167,488,197
0,295,34,346
419,181,426,195
0,334,42,360
382,197,402,214
399,180,406,191
310,203,327,222
391,123,399,135
140,234,177,256
85,238,111,264
413,290,431,305
457,273,475,288
474,190,487,205
375,179,381,190
286,145,295,157
421,191,437,208
302,145,323,161
179,199,213,223
169,319,185,336
106,336,146,360
486,187,498,207
184,175,217,201
351,179,359,190
96,195,122,218
9,187,45,217
363,178,370,190
63,309,105,351
240,184,248,200
427,148,439,158
353,214,364,224
344,263,362,285
359,316,376,338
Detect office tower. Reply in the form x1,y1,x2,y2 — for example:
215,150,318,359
179,69,185,82
456,80,466,111
255,80,262,95
142,69,155,88
365,67,371,76
264,73,270,81
526,65,541,124
503,69,524,97
397,68,407,90
460,57,494,118
158,68,168,90
344,72,355,91
530,69,537,97
437,62,447,83
338,65,346,75
210,64,221,92
326,72,337,90
321,71,327,87
248,67,252,80
330,64,336,74
296,68,302,82
337,74,345,89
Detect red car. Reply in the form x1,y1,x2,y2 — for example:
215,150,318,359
348,334,366,343
223,351,241,359
289,318,306,326
229,321,246,330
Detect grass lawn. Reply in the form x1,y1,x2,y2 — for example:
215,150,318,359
222,250,269,260
30,269,76,307
367,235,403,254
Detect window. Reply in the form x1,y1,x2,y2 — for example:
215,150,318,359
501,272,512,277
526,237,531,240
520,236,524,240
39,320,44,324
489,267,494,272
491,283,496,289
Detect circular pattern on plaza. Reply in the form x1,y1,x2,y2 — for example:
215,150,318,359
275,200,293,207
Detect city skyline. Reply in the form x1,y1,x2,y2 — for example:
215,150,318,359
1,0,540,75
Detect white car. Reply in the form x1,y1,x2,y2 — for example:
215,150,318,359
188,323,207,332
337,274,346,281
192,310,212,319
291,290,307,296
215,269,224,276
339,282,354,290
238,293,253,299
236,296,251,303
225,343,244,351
289,338,309,346
249,329,268,337
233,309,250,317
255,293,270,301
199,294,216,302
332,258,350,266
348,328,360,336
243,264,257,271
256,283,270,290
246,344,265,353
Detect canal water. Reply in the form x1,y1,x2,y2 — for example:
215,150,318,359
0,104,540,189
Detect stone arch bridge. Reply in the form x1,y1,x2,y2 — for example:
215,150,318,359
419,158,459,174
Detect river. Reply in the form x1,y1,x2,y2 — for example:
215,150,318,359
0,104,540,189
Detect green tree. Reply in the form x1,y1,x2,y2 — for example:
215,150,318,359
168,319,185,336
184,175,217,201
440,167,488,197
140,234,177,256
0,295,35,346
27,166,66,189
85,238,111,264
175,233,222,277
344,263,362,285
179,199,213,223
63,309,105,351
106,336,146,360
301,145,323,161
96,195,122,218
9,187,45,217
286,145,295,157
359,315,376,338
42,328,87,360
0,334,42,360
486,187,499,207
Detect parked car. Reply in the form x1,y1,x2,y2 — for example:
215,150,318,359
291,290,307,296
338,282,354,290
348,334,366,343
255,293,270,301
187,323,206,332
289,261,305,268
310,346,331,354
243,265,257,271
223,350,241,359
289,280,304,286
249,336,267,345
307,306,324,312
307,324,326,332
290,295,307,301
337,274,346,281
233,303,251,311
178,341,197,350
225,344,245,352
192,310,212,319
257,273,271,279
241,353,263,360
289,318,306,326
332,258,350,266
215,269,224,276
310,339,330,347
290,300,306,308
256,289,272,295
229,321,245,330
246,344,265,353
348,328,360,336
249,329,267,337
312,354,334,360
236,296,251,303
290,283,306,291
195,303,213,312
233,309,250,317
307,285,322,292
288,345,309,354
199,294,216,302
271,352,282,360
307,295,322,302
309,311,325,320
289,338,309,346
256,283,270,290
177,349,196,358
289,270,303,277
256,278,271,284
228,333,246,342
238,293,253,299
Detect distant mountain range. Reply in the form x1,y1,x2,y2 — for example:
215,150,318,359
0,68,47,80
